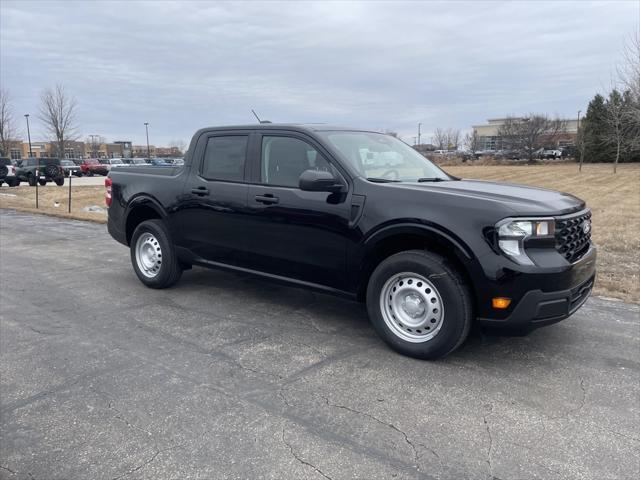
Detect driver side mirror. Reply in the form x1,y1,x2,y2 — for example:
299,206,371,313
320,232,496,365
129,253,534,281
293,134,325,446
299,170,344,193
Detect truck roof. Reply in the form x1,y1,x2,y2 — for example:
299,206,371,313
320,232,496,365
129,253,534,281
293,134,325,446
194,123,382,134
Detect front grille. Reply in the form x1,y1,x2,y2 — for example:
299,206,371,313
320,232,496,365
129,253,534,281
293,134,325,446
555,210,592,263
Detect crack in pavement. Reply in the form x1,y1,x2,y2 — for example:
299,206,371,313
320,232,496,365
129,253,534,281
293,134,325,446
483,415,494,480
549,378,587,420
0,465,35,479
281,427,333,480
319,394,421,469
110,444,184,480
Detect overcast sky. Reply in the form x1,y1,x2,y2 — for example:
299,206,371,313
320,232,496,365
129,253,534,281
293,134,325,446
1,0,638,146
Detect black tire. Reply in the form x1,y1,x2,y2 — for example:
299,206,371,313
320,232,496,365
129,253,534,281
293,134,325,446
130,219,182,289
0,180,3,187
28,174,37,187
8,178,18,187
38,179,47,186
366,250,473,360
54,177,64,186
88,171,94,177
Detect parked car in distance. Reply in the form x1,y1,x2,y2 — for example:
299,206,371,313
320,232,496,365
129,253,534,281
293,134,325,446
107,124,596,360
123,158,149,166
539,148,562,159
0,157,19,187
149,158,171,166
80,158,109,176
100,158,126,170
15,157,65,186
60,159,83,177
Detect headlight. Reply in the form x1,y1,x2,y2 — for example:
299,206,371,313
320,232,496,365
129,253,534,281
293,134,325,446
496,218,555,265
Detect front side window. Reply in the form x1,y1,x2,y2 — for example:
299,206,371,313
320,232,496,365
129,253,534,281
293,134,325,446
261,136,332,188
202,136,247,182
320,131,450,182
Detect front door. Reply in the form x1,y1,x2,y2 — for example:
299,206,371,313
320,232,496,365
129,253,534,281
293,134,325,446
244,133,352,290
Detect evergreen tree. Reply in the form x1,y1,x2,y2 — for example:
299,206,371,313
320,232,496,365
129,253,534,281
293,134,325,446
582,94,611,163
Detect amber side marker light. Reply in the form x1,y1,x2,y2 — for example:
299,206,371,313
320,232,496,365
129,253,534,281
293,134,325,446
492,297,512,309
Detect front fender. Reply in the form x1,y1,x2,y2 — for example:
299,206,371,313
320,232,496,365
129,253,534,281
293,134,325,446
363,221,474,260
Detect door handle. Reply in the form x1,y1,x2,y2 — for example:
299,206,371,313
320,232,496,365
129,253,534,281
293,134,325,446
254,194,279,204
191,187,209,196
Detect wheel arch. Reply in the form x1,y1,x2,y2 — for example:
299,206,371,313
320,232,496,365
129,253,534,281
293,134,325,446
124,195,167,245
356,224,477,303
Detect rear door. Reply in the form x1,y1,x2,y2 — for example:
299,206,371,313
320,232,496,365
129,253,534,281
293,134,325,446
179,130,253,266
244,132,353,290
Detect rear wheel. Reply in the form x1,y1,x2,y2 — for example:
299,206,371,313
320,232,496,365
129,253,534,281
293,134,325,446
54,177,64,186
366,250,473,360
130,219,182,288
38,179,47,186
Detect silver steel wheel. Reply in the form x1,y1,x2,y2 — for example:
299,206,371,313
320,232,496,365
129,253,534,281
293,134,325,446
135,232,163,278
379,272,444,343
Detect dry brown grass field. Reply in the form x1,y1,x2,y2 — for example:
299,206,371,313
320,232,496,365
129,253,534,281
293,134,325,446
1,163,638,302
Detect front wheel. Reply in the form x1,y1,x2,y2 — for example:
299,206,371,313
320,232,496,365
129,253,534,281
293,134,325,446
366,250,473,360
130,219,182,288
28,174,37,187
54,178,64,186
38,179,47,186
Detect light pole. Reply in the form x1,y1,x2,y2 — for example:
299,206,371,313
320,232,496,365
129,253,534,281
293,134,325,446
577,110,584,172
144,122,150,160
417,123,422,146
24,114,33,157
25,113,37,208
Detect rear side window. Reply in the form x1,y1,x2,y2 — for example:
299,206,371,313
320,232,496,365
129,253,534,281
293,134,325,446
201,136,248,182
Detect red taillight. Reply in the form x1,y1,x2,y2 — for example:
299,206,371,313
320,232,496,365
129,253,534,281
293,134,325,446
105,177,112,206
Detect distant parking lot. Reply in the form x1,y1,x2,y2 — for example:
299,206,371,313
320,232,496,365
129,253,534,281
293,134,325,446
1,210,639,479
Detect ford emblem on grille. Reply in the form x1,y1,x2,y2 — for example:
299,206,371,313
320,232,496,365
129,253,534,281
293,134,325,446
582,220,591,235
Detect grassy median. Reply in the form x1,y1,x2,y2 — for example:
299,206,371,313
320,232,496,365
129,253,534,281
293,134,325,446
1,163,638,303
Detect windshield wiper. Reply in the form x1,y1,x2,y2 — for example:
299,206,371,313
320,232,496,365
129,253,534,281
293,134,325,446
417,177,447,182
367,177,401,183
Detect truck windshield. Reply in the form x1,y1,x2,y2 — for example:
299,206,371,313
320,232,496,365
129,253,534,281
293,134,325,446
320,131,451,182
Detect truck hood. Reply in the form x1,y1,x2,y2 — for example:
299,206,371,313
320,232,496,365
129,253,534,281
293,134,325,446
399,179,585,215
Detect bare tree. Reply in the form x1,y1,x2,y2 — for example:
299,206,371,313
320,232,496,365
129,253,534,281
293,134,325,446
169,139,188,155
432,128,447,150
39,84,79,158
85,135,106,158
602,90,628,173
618,32,640,155
0,89,17,157
446,128,461,150
464,129,481,153
498,115,566,162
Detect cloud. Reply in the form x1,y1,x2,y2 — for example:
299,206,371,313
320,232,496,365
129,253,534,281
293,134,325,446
1,0,637,145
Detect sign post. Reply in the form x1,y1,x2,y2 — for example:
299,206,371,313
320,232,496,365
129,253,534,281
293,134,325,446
35,167,39,209
68,169,72,213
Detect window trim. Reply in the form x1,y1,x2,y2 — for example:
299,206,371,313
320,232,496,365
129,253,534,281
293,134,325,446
250,132,350,190
198,133,251,183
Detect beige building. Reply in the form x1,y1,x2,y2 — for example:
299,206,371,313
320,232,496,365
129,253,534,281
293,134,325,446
472,117,579,151
132,145,157,158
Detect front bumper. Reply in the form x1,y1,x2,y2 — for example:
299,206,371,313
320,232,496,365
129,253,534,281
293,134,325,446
476,244,596,331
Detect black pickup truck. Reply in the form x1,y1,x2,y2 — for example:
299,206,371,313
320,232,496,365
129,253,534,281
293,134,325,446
107,124,596,359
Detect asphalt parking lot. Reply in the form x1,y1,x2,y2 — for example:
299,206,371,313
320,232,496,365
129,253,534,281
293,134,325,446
1,210,638,480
